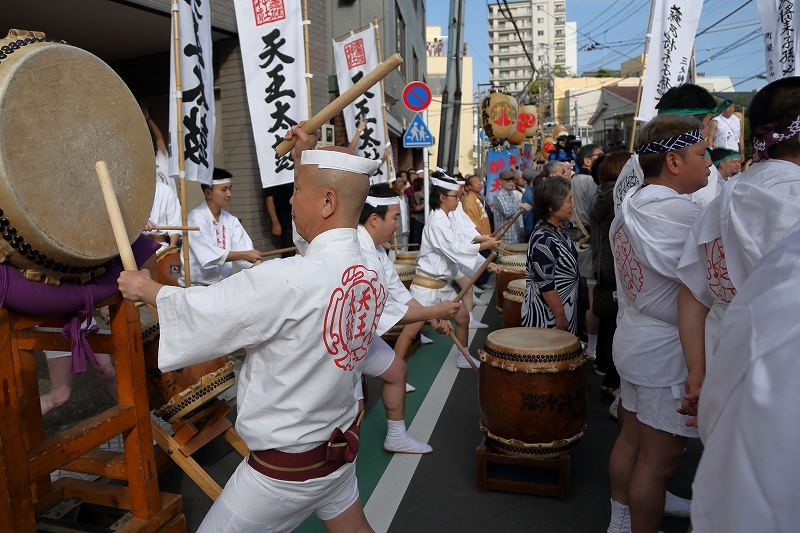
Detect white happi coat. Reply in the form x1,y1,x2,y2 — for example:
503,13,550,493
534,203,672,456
611,184,700,387
147,181,181,238
356,225,411,335
155,150,178,196
181,203,255,286
157,228,386,452
613,153,722,212
691,220,800,533
411,208,483,306
677,159,800,364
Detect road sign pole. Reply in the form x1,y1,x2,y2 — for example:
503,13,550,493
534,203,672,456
423,108,430,223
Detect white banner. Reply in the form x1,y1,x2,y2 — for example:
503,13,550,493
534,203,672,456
169,0,215,184
333,25,389,184
637,0,703,123
758,0,800,82
234,0,309,188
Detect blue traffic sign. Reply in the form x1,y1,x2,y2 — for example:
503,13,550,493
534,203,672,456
403,113,434,148
402,82,432,112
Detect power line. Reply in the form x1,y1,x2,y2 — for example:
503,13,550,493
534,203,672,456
696,0,754,37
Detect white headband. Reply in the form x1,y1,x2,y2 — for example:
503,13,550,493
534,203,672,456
212,178,231,184
366,196,401,207
300,150,382,175
431,177,460,191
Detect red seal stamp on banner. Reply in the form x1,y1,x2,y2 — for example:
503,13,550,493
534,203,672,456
344,39,367,70
705,237,736,303
324,266,385,371
614,227,643,302
252,0,286,26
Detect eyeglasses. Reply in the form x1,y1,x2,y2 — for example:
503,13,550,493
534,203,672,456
501,177,515,181
443,194,460,198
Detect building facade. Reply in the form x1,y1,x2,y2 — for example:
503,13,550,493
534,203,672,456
488,0,577,94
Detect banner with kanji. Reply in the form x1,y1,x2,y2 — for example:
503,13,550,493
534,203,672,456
333,25,389,184
519,142,533,172
233,0,309,187
169,0,215,184
757,0,800,82
637,0,703,123
485,149,513,206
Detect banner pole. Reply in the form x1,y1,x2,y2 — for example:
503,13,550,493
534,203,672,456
374,16,394,181
629,0,656,152
303,0,313,118
171,0,191,287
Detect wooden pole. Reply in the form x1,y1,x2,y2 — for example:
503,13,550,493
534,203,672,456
449,332,479,372
171,0,192,286
629,0,656,152
374,17,395,181
260,246,297,258
275,54,403,156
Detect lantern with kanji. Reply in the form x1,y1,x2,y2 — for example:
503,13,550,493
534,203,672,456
481,92,518,141
519,105,538,137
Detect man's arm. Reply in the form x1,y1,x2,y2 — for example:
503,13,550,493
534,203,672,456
118,269,164,307
265,195,281,237
707,120,718,147
143,109,168,155
677,284,710,423
348,120,366,151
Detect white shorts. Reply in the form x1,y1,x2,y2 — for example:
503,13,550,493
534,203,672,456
363,337,396,379
620,379,699,439
409,283,457,308
197,459,359,533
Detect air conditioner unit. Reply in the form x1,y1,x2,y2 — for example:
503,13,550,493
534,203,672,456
317,124,336,147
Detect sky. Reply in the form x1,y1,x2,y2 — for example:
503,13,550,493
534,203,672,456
427,0,766,95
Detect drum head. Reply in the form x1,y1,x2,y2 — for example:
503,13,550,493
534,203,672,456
0,41,154,274
484,327,581,359
498,254,526,272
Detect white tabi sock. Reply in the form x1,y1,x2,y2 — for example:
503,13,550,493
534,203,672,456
663,491,691,517
607,499,631,533
383,419,432,454
588,334,598,354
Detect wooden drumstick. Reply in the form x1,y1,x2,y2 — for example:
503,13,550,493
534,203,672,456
449,332,479,373
492,209,524,239
275,53,404,156
152,225,200,231
453,251,497,303
389,242,420,249
260,246,297,258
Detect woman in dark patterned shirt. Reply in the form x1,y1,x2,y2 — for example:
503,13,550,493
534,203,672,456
522,176,579,334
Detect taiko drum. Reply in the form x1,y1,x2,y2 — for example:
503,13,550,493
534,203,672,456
395,251,418,265
478,327,586,458
502,278,526,329
496,254,526,312
393,262,415,290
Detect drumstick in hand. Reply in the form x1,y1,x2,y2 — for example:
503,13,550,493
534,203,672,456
449,332,479,372
493,209,524,240
453,252,497,303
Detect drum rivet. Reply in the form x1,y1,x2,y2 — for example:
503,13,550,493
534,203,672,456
0,218,8,226
0,209,4,217
7,227,16,235
35,260,44,266
39,254,47,260
10,242,18,249
2,234,10,241
14,236,23,243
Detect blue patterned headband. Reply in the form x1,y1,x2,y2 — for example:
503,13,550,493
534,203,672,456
634,130,705,155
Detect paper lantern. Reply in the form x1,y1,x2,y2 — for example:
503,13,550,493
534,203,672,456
481,92,518,141
519,105,538,137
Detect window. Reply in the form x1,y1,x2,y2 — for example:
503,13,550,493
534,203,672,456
395,5,406,78
500,58,509,66
537,17,544,23
538,55,544,61
556,54,565,62
538,30,544,36
556,30,564,37
537,5,544,10
556,17,564,23
413,51,419,81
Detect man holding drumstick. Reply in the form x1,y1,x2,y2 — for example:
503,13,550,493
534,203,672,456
118,126,385,533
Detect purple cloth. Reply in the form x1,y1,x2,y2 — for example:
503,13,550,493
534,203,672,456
0,235,161,373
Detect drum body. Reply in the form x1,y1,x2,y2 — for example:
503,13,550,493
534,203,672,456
502,278,525,328
395,251,418,265
499,243,528,258
479,328,586,458
143,246,232,420
0,34,154,284
496,254,526,312
393,262,415,290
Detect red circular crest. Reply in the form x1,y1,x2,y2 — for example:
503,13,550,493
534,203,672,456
324,266,386,371
614,227,643,302
705,237,736,303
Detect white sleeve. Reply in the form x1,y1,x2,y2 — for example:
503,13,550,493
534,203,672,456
187,210,227,269
677,228,714,308
429,217,483,277
230,216,255,270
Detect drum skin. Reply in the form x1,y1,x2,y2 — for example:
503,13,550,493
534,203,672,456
143,245,228,411
393,262,415,290
496,254,526,312
479,328,586,457
502,278,525,328
0,37,154,283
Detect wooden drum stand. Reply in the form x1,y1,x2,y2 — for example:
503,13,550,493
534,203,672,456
0,297,185,532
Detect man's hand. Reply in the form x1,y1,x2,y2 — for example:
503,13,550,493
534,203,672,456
554,314,569,331
519,203,532,212
118,269,153,302
487,262,501,275
240,250,263,264
481,235,503,251
431,318,453,336
144,219,158,232
286,122,320,163
271,221,282,237
434,300,461,319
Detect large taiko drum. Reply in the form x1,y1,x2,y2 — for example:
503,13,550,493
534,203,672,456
143,244,233,422
496,254,526,312
393,262,415,290
395,251,418,265
478,328,586,458
502,278,526,329
481,92,518,141
0,31,154,285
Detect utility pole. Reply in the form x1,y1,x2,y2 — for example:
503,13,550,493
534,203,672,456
573,97,579,136
436,0,466,174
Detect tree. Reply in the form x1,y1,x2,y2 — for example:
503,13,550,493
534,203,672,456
596,68,616,78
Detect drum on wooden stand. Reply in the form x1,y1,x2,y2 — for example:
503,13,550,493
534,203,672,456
0,35,154,286
395,251,418,265
496,254,526,312
498,243,527,258
478,328,586,458
393,262,415,290
502,278,526,328
143,246,234,423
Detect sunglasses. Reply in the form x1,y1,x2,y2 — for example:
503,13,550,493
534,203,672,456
501,177,515,181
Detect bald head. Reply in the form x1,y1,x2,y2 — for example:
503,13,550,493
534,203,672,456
292,146,374,243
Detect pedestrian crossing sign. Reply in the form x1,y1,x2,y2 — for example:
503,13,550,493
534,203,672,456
403,113,434,148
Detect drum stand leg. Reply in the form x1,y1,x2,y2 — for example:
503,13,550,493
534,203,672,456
475,436,571,502
151,398,249,501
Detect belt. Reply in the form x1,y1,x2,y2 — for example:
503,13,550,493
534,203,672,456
411,274,447,290
247,411,364,482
